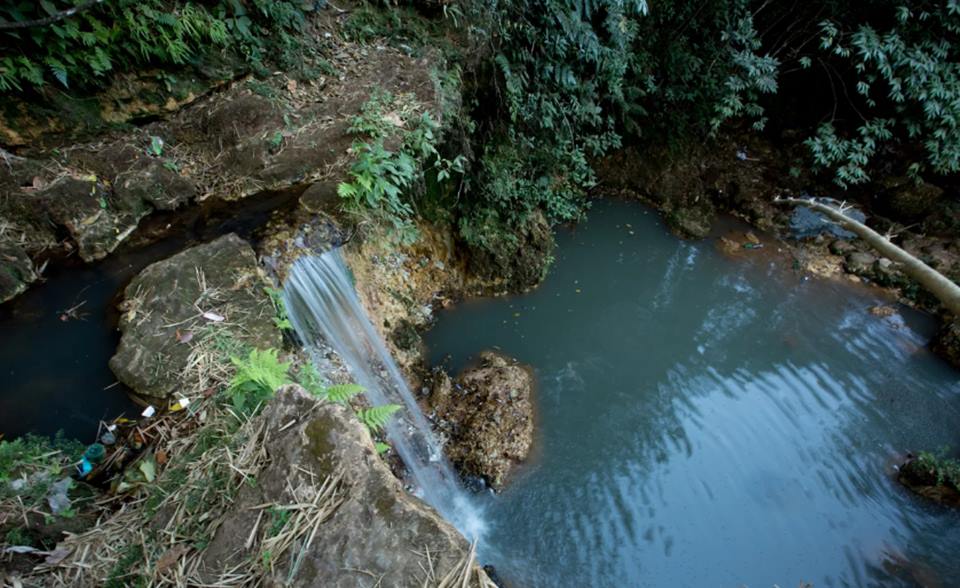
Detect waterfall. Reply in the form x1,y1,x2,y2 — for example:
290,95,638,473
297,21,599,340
283,250,486,540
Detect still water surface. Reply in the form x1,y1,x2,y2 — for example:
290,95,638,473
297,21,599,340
425,199,960,587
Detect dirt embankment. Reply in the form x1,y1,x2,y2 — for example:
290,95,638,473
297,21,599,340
0,6,450,304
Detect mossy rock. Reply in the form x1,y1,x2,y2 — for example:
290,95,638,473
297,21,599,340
464,211,555,293
898,455,960,508
0,244,37,303
430,351,535,490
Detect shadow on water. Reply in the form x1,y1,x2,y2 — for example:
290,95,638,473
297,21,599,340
0,187,303,441
425,199,960,587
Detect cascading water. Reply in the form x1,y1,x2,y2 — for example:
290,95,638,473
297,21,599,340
282,250,485,541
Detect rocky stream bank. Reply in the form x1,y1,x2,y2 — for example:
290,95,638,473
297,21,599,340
4,2,960,585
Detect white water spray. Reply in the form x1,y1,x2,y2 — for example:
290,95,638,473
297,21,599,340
283,250,486,540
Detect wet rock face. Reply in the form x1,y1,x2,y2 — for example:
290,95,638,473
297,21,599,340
465,211,555,293
1,42,450,302
0,243,37,303
932,319,960,370
109,233,279,399
876,177,945,223
201,385,484,587
431,351,535,491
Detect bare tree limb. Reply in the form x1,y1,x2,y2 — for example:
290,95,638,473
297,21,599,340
0,0,103,32
776,195,960,316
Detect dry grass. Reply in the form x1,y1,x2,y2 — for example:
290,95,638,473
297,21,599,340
415,540,497,588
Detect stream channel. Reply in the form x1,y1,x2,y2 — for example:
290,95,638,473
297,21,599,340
425,199,960,587
2,190,959,587
0,188,301,439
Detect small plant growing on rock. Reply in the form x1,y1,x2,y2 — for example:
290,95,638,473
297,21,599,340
228,348,292,416
263,287,292,331
916,450,960,489
357,405,401,433
294,364,397,453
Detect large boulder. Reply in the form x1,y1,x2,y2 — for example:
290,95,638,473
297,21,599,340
201,385,488,587
109,234,279,399
431,351,535,490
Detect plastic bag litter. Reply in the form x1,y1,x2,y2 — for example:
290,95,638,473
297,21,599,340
46,477,73,514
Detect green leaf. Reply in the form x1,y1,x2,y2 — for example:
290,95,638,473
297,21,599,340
325,384,364,404
358,404,401,433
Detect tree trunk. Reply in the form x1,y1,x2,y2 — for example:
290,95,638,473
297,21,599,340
777,196,960,316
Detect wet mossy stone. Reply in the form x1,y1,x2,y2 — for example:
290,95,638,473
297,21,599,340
465,211,555,293
898,455,960,508
0,243,37,303
430,351,535,490
932,319,960,370
109,234,279,400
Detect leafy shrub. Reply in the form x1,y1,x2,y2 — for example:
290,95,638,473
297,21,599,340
806,4,960,184
0,0,307,94
338,90,464,244
917,450,960,489
459,0,777,249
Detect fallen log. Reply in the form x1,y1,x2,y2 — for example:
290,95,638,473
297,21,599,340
775,195,960,316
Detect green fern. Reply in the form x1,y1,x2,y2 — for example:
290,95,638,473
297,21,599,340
0,0,308,96
264,287,293,331
357,404,401,433
325,384,365,404
228,348,292,416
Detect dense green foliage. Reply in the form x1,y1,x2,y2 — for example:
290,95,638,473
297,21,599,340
916,449,960,489
456,0,777,248
338,90,465,243
807,3,960,186
5,0,960,244
0,0,307,93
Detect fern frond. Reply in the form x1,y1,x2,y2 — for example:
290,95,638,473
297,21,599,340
357,404,401,433
229,348,292,393
325,384,364,404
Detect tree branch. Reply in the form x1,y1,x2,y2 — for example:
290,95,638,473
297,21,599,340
0,0,103,32
776,196,960,315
